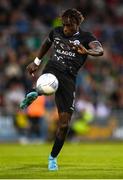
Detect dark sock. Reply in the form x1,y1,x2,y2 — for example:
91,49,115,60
26,89,36,94
51,137,65,158
31,89,42,96
31,88,36,92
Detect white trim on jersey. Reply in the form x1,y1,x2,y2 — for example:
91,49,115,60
73,31,80,36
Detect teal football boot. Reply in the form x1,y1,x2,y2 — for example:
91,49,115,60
48,155,58,171
20,91,38,109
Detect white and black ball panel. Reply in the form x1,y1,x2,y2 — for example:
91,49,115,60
36,73,59,95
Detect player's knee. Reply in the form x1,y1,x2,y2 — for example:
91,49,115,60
59,113,71,130
57,112,72,139
60,121,69,133
59,112,72,122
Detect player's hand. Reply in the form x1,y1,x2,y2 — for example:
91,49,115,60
72,44,88,54
26,62,39,77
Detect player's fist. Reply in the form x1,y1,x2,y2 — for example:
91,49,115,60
26,62,39,76
77,44,88,54
73,44,88,54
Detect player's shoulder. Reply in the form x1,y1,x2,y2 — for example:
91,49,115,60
48,26,63,41
79,29,94,37
52,26,63,33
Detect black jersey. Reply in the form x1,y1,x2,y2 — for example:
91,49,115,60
45,26,97,77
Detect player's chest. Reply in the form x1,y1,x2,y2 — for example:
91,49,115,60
53,35,86,51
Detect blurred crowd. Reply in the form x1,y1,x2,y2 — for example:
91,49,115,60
0,0,123,141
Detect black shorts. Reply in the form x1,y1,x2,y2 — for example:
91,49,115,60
43,67,76,114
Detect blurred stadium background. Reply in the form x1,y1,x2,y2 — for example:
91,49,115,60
0,0,123,143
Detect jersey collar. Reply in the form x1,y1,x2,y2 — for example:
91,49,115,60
73,31,80,36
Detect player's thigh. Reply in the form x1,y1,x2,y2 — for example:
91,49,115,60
55,77,75,114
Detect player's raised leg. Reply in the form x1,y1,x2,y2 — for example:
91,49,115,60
20,73,58,109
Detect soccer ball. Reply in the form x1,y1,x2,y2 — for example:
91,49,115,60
36,73,59,95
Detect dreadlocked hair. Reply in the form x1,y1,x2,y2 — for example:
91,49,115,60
61,8,84,25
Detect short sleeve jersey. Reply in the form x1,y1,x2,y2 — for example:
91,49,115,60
46,26,97,76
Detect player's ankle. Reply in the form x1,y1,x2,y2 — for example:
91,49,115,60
49,154,57,159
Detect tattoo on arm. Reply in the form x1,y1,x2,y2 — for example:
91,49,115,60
88,41,104,56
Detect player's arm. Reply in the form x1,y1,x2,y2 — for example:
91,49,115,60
38,38,53,59
74,41,103,56
87,40,104,56
27,37,53,76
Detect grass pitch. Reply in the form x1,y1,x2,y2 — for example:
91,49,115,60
0,142,123,179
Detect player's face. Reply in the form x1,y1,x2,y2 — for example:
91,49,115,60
62,18,79,37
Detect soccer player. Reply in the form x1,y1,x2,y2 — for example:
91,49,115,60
20,9,103,171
